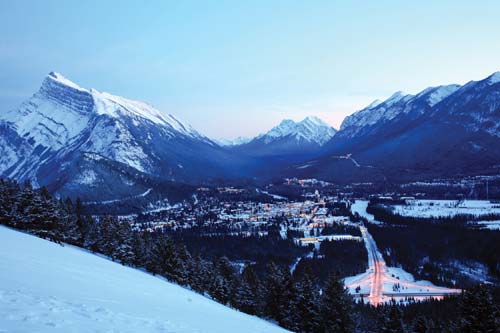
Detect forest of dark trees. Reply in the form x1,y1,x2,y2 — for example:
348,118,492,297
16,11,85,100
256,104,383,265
0,178,499,332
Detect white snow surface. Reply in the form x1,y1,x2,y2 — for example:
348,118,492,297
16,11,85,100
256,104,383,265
487,71,500,85
424,85,460,107
391,200,500,218
257,116,336,145
350,200,381,224
216,136,252,146
0,226,288,333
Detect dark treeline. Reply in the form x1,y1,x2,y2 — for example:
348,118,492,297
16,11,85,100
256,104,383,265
321,224,362,237
354,285,499,333
294,240,368,284
1,178,499,332
169,229,307,268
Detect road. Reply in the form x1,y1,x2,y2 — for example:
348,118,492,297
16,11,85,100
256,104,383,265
346,200,461,305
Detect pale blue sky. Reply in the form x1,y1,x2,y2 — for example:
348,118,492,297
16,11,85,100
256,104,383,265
1,0,500,139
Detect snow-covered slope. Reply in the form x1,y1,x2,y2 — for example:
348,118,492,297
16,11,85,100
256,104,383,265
0,226,288,333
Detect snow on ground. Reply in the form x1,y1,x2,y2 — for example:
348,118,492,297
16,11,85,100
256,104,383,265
0,226,288,333
83,188,153,206
391,200,500,218
257,189,287,200
471,220,500,230
351,200,381,224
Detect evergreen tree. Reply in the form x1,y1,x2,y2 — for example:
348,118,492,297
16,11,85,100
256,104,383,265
321,272,353,333
114,222,134,265
412,316,430,333
131,232,147,267
209,257,235,305
294,271,321,333
98,216,119,257
379,302,406,333
264,262,286,321
209,273,232,305
233,265,261,315
460,284,499,333
188,255,214,294
150,235,187,285
83,217,101,252
279,271,299,331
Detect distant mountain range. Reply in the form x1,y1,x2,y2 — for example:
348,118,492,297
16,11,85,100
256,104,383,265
228,116,336,159
293,71,500,183
2,71,500,202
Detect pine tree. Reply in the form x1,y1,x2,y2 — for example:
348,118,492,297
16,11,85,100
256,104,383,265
321,272,353,333
150,235,187,285
131,232,147,267
279,271,300,331
264,261,286,321
379,301,405,333
460,284,499,332
294,272,321,333
114,222,134,265
98,216,119,257
188,255,214,294
209,257,236,305
233,265,261,315
412,316,430,333
209,273,232,305
83,218,101,252
55,197,81,244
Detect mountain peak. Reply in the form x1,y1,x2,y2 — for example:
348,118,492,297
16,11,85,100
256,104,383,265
365,99,383,109
300,115,329,127
46,71,87,92
258,116,335,146
487,71,500,85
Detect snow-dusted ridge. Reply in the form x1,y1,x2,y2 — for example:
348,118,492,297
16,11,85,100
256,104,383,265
51,72,202,138
339,76,483,135
256,116,337,146
216,136,252,146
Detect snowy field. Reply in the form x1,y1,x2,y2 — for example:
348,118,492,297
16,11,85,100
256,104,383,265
0,226,288,333
391,200,500,218
473,220,500,230
350,200,381,224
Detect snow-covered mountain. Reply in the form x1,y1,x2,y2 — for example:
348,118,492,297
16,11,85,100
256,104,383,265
338,85,460,138
216,136,252,146
0,72,247,201
260,116,336,145
231,116,336,158
297,71,500,182
0,226,288,333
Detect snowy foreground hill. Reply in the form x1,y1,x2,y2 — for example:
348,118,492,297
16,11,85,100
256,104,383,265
0,226,288,333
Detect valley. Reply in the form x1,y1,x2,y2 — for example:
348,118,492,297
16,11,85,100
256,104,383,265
2,2,500,331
